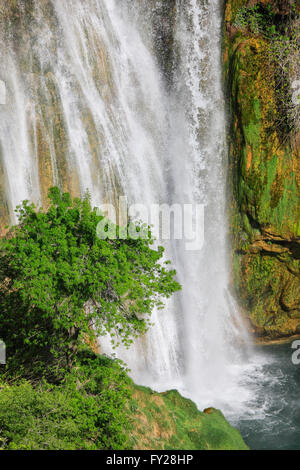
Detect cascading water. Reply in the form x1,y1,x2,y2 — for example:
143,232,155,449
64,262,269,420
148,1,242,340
166,0,253,410
103,0,255,415
0,0,263,420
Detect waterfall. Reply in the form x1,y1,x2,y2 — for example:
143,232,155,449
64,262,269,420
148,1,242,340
0,0,254,416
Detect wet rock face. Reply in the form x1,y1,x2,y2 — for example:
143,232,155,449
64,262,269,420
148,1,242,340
147,0,177,86
224,0,300,338
132,0,177,86
0,0,177,233
0,0,119,229
0,0,79,228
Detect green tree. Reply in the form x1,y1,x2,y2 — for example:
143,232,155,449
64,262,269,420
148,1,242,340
0,187,180,373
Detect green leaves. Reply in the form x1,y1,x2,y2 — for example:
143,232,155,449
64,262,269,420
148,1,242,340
0,187,180,370
0,352,131,450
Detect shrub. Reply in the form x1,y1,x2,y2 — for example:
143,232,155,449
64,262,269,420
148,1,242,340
0,351,131,450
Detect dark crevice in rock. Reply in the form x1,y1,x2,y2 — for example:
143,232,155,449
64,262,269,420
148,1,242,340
147,0,177,88
245,211,261,231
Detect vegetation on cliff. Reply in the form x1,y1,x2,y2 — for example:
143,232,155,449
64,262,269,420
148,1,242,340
0,189,247,450
0,349,248,450
0,351,131,450
224,0,300,338
128,384,248,450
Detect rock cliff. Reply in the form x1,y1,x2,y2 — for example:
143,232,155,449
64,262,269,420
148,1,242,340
224,0,300,338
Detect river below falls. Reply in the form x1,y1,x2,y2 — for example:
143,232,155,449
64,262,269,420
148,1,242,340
231,341,300,450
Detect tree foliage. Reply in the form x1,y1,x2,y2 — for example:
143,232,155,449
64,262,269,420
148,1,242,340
0,187,180,372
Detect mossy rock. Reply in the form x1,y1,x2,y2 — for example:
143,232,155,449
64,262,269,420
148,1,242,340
224,0,300,338
128,383,248,450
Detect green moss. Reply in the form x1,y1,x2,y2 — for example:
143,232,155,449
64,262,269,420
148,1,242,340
224,0,300,338
129,384,248,450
